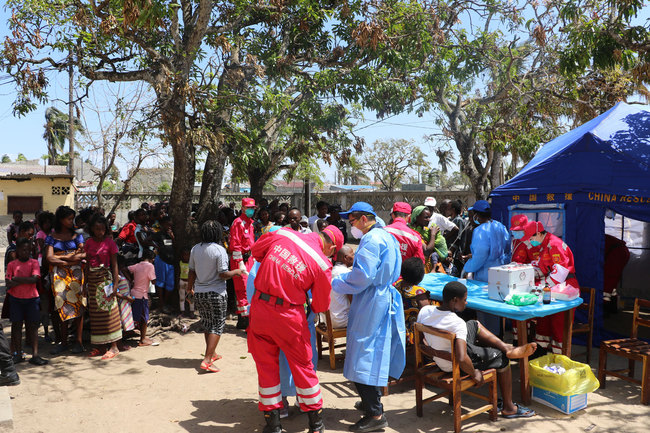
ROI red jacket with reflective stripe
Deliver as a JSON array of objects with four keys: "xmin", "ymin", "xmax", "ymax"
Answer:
[
  {"xmin": 384, "ymin": 218, "xmax": 425, "ymax": 262},
  {"xmin": 251, "ymin": 228, "xmax": 332, "ymax": 313},
  {"xmin": 229, "ymin": 215, "xmax": 255, "ymax": 261}
]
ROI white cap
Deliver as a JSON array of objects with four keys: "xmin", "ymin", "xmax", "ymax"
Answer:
[{"xmin": 424, "ymin": 197, "xmax": 437, "ymax": 207}]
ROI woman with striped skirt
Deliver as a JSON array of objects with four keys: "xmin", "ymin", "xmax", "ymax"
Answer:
[{"xmin": 85, "ymin": 215, "xmax": 122, "ymax": 360}]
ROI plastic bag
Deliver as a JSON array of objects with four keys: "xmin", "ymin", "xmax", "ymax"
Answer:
[
  {"xmin": 505, "ymin": 293, "xmax": 539, "ymax": 306},
  {"xmin": 529, "ymin": 354, "xmax": 599, "ymax": 396},
  {"xmin": 551, "ymin": 283, "xmax": 580, "ymax": 301}
]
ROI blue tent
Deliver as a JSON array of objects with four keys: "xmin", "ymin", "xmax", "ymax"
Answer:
[{"xmin": 490, "ymin": 102, "xmax": 650, "ymax": 343}]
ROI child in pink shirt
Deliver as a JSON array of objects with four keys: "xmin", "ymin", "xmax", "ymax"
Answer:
[
  {"xmin": 5, "ymin": 238, "xmax": 48, "ymax": 366},
  {"xmin": 127, "ymin": 249, "xmax": 157, "ymax": 346}
]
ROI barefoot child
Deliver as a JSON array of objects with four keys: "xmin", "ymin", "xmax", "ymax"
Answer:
[
  {"xmin": 5, "ymin": 238, "xmax": 48, "ymax": 366},
  {"xmin": 128, "ymin": 249, "xmax": 157, "ymax": 346},
  {"xmin": 417, "ymin": 281, "xmax": 536, "ymax": 418},
  {"xmin": 178, "ymin": 248, "xmax": 195, "ymax": 317}
]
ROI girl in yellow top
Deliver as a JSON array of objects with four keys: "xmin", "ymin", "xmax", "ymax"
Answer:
[{"xmin": 178, "ymin": 248, "xmax": 195, "ymax": 317}]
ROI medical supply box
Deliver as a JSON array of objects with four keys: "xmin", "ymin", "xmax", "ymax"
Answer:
[{"xmin": 487, "ymin": 263, "xmax": 535, "ymax": 301}]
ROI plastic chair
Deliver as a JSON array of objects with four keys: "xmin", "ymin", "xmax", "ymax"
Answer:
[
  {"xmin": 572, "ymin": 287, "xmax": 595, "ymax": 364},
  {"xmin": 315, "ymin": 310, "xmax": 346, "ymax": 370},
  {"xmin": 414, "ymin": 322, "xmax": 498, "ymax": 433},
  {"xmin": 598, "ymin": 298, "xmax": 650, "ymax": 405}
]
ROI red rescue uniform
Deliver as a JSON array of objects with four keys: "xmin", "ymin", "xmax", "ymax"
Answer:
[
  {"xmin": 248, "ymin": 228, "xmax": 332, "ymax": 412},
  {"xmin": 229, "ymin": 214, "xmax": 255, "ymax": 316},
  {"xmin": 384, "ymin": 217, "xmax": 426, "ymax": 263},
  {"xmin": 530, "ymin": 232, "xmax": 579, "ymax": 353}
]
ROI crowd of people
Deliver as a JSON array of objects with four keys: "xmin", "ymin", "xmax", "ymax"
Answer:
[{"xmin": 2, "ymin": 194, "xmax": 582, "ymax": 432}]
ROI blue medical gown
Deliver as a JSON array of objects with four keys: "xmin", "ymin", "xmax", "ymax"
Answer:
[
  {"xmin": 332, "ymin": 227, "xmax": 406, "ymax": 386},
  {"xmin": 246, "ymin": 261, "xmax": 318, "ymax": 397},
  {"xmin": 463, "ymin": 220, "xmax": 511, "ymax": 282}
]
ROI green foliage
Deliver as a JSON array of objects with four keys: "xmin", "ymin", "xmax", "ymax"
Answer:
[
  {"xmin": 158, "ymin": 181, "xmax": 171, "ymax": 193},
  {"xmin": 16, "ymin": 153, "xmax": 27, "ymax": 161},
  {"xmin": 1, "ymin": 155, "xmax": 10, "ymax": 163},
  {"xmin": 558, "ymin": 0, "xmax": 650, "ymax": 84}
]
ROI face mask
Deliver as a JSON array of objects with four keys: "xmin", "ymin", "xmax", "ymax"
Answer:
[
  {"xmin": 245, "ymin": 209, "xmax": 255, "ymax": 218},
  {"xmin": 351, "ymin": 226, "xmax": 364, "ymax": 239},
  {"xmin": 512, "ymin": 231, "xmax": 524, "ymax": 239},
  {"xmin": 473, "ymin": 217, "xmax": 480, "ymax": 225},
  {"xmin": 530, "ymin": 239, "xmax": 541, "ymax": 247}
]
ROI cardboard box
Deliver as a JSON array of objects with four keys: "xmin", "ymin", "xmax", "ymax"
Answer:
[
  {"xmin": 487, "ymin": 264, "xmax": 535, "ymax": 301},
  {"xmin": 531, "ymin": 386, "xmax": 588, "ymax": 414}
]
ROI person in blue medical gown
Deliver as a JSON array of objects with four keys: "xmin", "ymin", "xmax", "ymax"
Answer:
[
  {"xmin": 332, "ymin": 202, "xmax": 405, "ymax": 433},
  {"xmin": 462, "ymin": 200, "xmax": 510, "ymax": 334}
]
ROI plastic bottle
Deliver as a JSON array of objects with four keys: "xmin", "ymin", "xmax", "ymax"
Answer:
[{"xmin": 542, "ymin": 284, "xmax": 551, "ymax": 304}]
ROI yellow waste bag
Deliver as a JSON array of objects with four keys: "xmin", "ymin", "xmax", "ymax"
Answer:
[{"xmin": 529, "ymin": 354, "xmax": 600, "ymax": 396}]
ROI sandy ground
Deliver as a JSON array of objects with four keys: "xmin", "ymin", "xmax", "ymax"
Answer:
[{"xmin": 2, "ymin": 308, "xmax": 649, "ymax": 433}]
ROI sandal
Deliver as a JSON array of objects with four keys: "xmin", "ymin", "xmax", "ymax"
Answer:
[
  {"xmin": 101, "ymin": 350, "xmax": 118, "ymax": 360},
  {"xmin": 200, "ymin": 361, "xmax": 220, "ymax": 373},
  {"xmin": 88, "ymin": 348, "xmax": 105, "ymax": 357},
  {"xmin": 502, "ymin": 403, "xmax": 535, "ymax": 419},
  {"xmin": 211, "ymin": 354, "xmax": 223, "ymax": 362}
]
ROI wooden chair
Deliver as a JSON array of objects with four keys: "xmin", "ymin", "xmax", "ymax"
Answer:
[
  {"xmin": 598, "ymin": 298, "xmax": 650, "ymax": 405},
  {"xmin": 414, "ymin": 322, "xmax": 497, "ymax": 433},
  {"xmin": 383, "ymin": 308, "xmax": 420, "ymax": 395},
  {"xmin": 572, "ymin": 287, "xmax": 595, "ymax": 364},
  {"xmin": 315, "ymin": 310, "xmax": 346, "ymax": 370}
]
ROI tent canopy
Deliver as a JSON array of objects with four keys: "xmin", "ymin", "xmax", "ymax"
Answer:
[{"xmin": 492, "ymin": 102, "xmax": 650, "ymax": 221}]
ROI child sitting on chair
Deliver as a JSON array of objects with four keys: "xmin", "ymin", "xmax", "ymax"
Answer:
[{"xmin": 417, "ymin": 281, "xmax": 537, "ymax": 419}]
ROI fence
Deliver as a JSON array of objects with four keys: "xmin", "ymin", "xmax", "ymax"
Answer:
[{"xmin": 76, "ymin": 190, "xmax": 476, "ymax": 223}]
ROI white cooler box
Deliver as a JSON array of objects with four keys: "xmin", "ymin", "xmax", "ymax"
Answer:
[{"xmin": 488, "ymin": 264, "xmax": 535, "ymax": 301}]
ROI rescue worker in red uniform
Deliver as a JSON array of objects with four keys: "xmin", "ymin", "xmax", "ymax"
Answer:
[
  {"xmin": 229, "ymin": 197, "xmax": 256, "ymax": 329},
  {"xmin": 520, "ymin": 221, "xmax": 579, "ymax": 354},
  {"xmin": 510, "ymin": 214, "xmax": 530, "ymax": 264},
  {"xmin": 384, "ymin": 202, "xmax": 426, "ymax": 263},
  {"xmin": 248, "ymin": 225, "xmax": 344, "ymax": 433}
]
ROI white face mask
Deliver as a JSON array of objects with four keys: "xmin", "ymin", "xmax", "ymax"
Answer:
[{"xmin": 351, "ymin": 226, "xmax": 364, "ymax": 239}]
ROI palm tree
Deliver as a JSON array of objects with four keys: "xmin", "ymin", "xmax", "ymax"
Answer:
[
  {"xmin": 43, "ymin": 107, "xmax": 84, "ymax": 164},
  {"xmin": 435, "ymin": 148, "xmax": 456, "ymax": 174}
]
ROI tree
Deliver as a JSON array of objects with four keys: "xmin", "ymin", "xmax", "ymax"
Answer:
[
  {"xmin": 16, "ymin": 153, "xmax": 26, "ymax": 161},
  {"xmin": 434, "ymin": 148, "xmax": 456, "ymax": 174},
  {"xmin": 43, "ymin": 107, "xmax": 84, "ymax": 165},
  {"xmin": 337, "ymin": 155, "xmax": 369, "ymax": 185},
  {"xmin": 363, "ymin": 139, "xmax": 422, "ymax": 191},
  {"xmin": 558, "ymin": 0, "xmax": 650, "ymax": 83},
  {"xmin": 410, "ymin": 147, "xmax": 431, "ymax": 184},
  {"xmin": 1, "ymin": 155, "xmax": 10, "ymax": 163},
  {"xmin": 158, "ymin": 182, "xmax": 171, "ymax": 193}
]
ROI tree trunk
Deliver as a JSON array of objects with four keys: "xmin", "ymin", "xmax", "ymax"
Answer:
[
  {"xmin": 196, "ymin": 147, "xmax": 227, "ymax": 224},
  {"xmin": 165, "ymin": 102, "xmax": 195, "ymax": 253},
  {"xmin": 248, "ymin": 168, "xmax": 268, "ymax": 203}
]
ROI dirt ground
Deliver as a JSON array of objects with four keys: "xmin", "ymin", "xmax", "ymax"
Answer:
[{"xmin": 3, "ymin": 309, "xmax": 649, "ymax": 433}]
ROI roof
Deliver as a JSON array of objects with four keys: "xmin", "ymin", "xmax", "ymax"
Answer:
[
  {"xmin": 491, "ymin": 102, "xmax": 650, "ymax": 198},
  {"xmin": 0, "ymin": 174, "xmax": 73, "ymax": 180},
  {"xmin": 0, "ymin": 162, "xmax": 70, "ymax": 177}
]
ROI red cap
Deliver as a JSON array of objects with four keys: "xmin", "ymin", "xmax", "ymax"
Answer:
[
  {"xmin": 510, "ymin": 214, "xmax": 529, "ymax": 231},
  {"xmin": 241, "ymin": 198, "xmax": 256, "ymax": 208},
  {"xmin": 322, "ymin": 225, "xmax": 344, "ymax": 255},
  {"xmin": 392, "ymin": 202, "xmax": 412, "ymax": 214},
  {"xmin": 521, "ymin": 221, "xmax": 544, "ymax": 242}
]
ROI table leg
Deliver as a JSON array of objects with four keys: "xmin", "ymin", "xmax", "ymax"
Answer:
[
  {"xmin": 563, "ymin": 308, "xmax": 574, "ymax": 357},
  {"xmin": 517, "ymin": 320, "xmax": 531, "ymax": 405}
]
